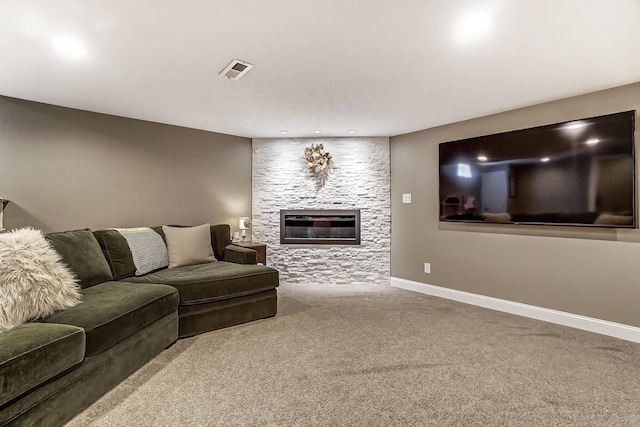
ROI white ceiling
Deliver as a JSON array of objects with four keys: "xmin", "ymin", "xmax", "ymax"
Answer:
[{"xmin": 1, "ymin": 1, "xmax": 639, "ymax": 139}]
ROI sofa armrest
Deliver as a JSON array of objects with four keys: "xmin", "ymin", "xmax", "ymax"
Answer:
[{"xmin": 224, "ymin": 244, "xmax": 257, "ymax": 265}]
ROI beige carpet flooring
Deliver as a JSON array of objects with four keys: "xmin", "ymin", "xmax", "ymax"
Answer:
[{"xmin": 65, "ymin": 282, "xmax": 640, "ymax": 426}]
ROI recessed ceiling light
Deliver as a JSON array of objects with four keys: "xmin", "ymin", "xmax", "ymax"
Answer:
[
  {"xmin": 51, "ymin": 36, "xmax": 87, "ymax": 57},
  {"xmin": 565, "ymin": 122, "xmax": 585, "ymax": 130},
  {"xmin": 541, "ymin": 157, "xmax": 550, "ymax": 162},
  {"xmin": 457, "ymin": 13, "xmax": 492, "ymax": 37},
  {"xmin": 586, "ymin": 138, "xmax": 600, "ymax": 145},
  {"xmin": 348, "ymin": 130, "xmax": 356, "ymax": 134},
  {"xmin": 314, "ymin": 130, "xmax": 321, "ymax": 134},
  {"xmin": 477, "ymin": 155, "xmax": 488, "ymax": 161},
  {"xmin": 280, "ymin": 130, "xmax": 288, "ymax": 134}
]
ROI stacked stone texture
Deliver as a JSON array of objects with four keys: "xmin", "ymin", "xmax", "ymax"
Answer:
[{"xmin": 252, "ymin": 138, "xmax": 390, "ymax": 285}]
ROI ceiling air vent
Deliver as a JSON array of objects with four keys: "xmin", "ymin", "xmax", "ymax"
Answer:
[{"xmin": 219, "ymin": 59, "xmax": 254, "ymax": 80}]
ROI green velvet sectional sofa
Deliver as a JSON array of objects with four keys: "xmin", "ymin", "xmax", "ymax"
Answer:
[{"xmin": 0, "ymin": 224, "xmax": 279, "ymax": 427}]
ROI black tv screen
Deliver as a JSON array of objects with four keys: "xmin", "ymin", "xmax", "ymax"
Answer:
[{"xmin": 439, "ymin": 110, "xmax": 636, "ymax": 228}]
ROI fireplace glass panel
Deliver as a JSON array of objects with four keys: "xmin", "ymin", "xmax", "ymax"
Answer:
[{"xmin": 280, "ymin": 209, "xmax": 360, "ymax": 245}]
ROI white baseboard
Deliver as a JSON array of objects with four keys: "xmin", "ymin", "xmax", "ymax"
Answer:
[{"xmin": 390, "ymin": 277, "xmax": 640, "ymax": 344}]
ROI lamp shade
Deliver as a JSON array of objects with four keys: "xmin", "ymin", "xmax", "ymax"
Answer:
[{"xmin": 239, "ymin": 217, "xmax": 251, "ymax": 230}]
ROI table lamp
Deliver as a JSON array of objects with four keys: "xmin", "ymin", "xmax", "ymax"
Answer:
[{"xmin": 239, "ymin": 217, "xmax": 251, "ymax": 241}]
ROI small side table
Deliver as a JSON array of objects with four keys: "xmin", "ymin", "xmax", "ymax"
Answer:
[{"xmin": 232, "ymin": 241, "xmax": 267, "ymax": 265}]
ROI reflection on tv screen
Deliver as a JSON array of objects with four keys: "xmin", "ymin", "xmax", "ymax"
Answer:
[{"xmin": 438, "ymin": 110, "xmax": 636, "ymax": 228}]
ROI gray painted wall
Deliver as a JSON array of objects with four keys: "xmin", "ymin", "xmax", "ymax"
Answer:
[
  {"xmin": 0, "ymin": 96, "xmax": 252, "ymax": 233},
  {"xmin": 390, "ymin": 82, "xmax": 640, "ymax": 327}
]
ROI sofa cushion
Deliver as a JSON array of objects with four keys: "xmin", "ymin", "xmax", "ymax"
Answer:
[
  {"xmin": 0, "ymin": 323, "xmax": 85, "ymax": 406},
  {"xmin": 93, "ymin": 229, "xmax": 137, "ymax": 280},
  {"xmin": 43, "ymin": 281, "xmax": 179, "ymax": 357},
  {"xmin": 0, "ymin": 227, "xmax": 82, "ymax": 332},
  {"xmin": 45, "ymin": 229, "xmax": 113, "ymax": 289},
  {"xmin": 95, "ymin": 225, "xmax": 232, "ymax": 278},
  {"xmin": 209, "ymin": 224, "xmax": 232, "ymax": 260},
  {"xmin": 112, "ymin": 227, "xmax": 169, "ymax": 275},
  {"xmin": 162, "ymin": 224, "xmax": 216, "ymax": 268},
  {"xmin": 124, "ymin": 261, "xmax": 279, "ymax": 304}
]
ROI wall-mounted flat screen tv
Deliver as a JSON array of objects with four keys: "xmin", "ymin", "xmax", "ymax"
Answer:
[{"xmin": 439, "ymin": 110, "xmax": 636, "ymax": 228}]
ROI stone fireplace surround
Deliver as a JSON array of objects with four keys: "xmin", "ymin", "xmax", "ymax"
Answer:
[{"xmin": 252, "ymin": 138, "xmax": 390, "ymax": 285}]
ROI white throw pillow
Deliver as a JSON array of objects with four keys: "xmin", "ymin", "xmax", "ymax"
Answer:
[
  {"xmin": 112, "ymin": 227, "xmax": 169, "ymax": 276},
  {"xmin": 162, "ymin": 223, "xmax": 217, "ymax": 268},
  {"xmin": 0, "ymin": 227, "xmax": 82, "ymax": 332}
]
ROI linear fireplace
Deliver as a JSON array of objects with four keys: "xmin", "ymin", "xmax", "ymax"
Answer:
[{"xmin": 280, "ymin": 209, "xmax": 361, "ymax": 245}]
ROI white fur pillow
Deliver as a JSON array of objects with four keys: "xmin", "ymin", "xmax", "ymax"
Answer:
[{"xmin": 0, "ymin": 227, "xmax": 82, "ymax": 332}]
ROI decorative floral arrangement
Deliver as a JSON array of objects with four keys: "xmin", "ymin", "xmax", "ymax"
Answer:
[{"xmin": 304, "ymin": 143, "xmax": 332, "ymax": 174}]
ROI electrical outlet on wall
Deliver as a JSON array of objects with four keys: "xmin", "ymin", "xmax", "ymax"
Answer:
[
  {"xmin": 402, "ymin": 193, "xmax": 412, "ymax": 203},
  {"xmin": 424, "ymin": 263, "xmax": 431, "ymax": 274}
]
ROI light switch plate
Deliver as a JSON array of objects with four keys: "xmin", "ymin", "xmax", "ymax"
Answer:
[
  {"xmin": 402, "ymin": 193, "xmax": 412, "ymax": 203},
  {"xmin": 424, "ymin": 263, "xmax": 431, "ymax": 274}
]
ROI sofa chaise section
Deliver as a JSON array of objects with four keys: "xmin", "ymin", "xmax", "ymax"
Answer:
[
  {"xmin": 126, "ymin": 261, "xmax": 279, "ymax": 337},
  {"xmin": 94, "ymin": 224, "xmax": 279, "ymax": 338}
]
